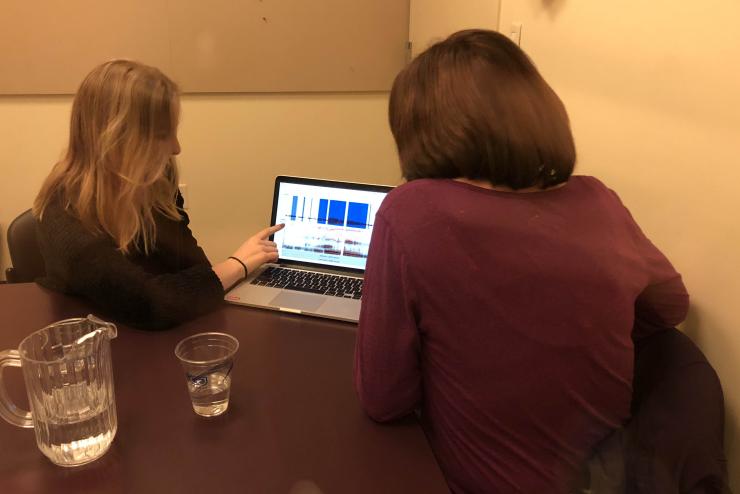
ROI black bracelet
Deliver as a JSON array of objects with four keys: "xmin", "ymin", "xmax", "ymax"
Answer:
[{"xmin": 228, "ymin": 256, "xmax": 248, "ymax": 279}]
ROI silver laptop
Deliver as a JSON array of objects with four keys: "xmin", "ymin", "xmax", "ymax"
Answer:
[{"xmin": 225, "ymin": 175, "xmax": 392, "ymax": 323}]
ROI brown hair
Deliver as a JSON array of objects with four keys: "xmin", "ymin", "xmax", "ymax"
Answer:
[
  {"xmin": 34, "ymin": 60, "xmax": 181, "ymax": 254},
  {"xmin": 389, "ymin": 29, "xmax": 576, "ymax": 189}
]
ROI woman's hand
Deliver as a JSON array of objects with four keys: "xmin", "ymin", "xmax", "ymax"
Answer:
[
  {"xmin": 231, "ymin": 224, "xmax": 285, "ymax": 275},
  {"xmin": 213, "ymin": 224, "xmax": 284, "ymax": 291}
]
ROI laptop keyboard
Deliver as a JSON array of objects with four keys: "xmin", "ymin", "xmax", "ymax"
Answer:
[{"xmin": 250, "ymin": 267, "xmax": 363, "ymax": 299}]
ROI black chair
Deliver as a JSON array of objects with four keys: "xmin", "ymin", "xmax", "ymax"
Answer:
[
  {"xmin": 624, "ymin": 328, "xmax": 730, "ymax": 493},
  {"xmin": 585, "ymin": 328, "xmax": 731, "ymax": 494},
  {"xmin": 5, "ymin": 209, "xmax": 45, "ymax": 283}
]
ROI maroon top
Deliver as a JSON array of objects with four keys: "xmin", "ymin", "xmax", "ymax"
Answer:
[{"xmin": 354, "ymin": 177, "xmax": 689, "ymax": 493}]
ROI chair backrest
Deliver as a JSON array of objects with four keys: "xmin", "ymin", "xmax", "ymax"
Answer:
[
  {"xmin": 626, "ymin": 329, "xmax": 729, "ymax": 493},
  {"xmin": 585, "ymin": 329, "xmax": 730, "ymax": 494},
  {"xmin": 5, "ymin": 209, "xmax": 45, "ymax": 283}
]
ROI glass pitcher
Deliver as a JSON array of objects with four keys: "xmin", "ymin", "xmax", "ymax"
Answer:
[{"xmin": 0, "ymin": 315, "xmax": 118, "ymax": 467}]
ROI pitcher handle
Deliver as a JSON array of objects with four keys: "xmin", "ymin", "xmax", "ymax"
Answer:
[
  {"xmin": 0, "ymin": 349, "xmax": 33, "ymax": 428},
  {"xmin": 87, "ymin": 314, "xmax": 118, "ymax": 339}
]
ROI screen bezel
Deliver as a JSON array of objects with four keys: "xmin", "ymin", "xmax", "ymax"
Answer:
[{"xmin": 269, "ymin": 175, "xmax": 393, "ymax": 274}]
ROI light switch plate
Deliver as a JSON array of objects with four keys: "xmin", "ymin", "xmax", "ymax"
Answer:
[{"xmin": 509, "ymin": 22, "xmax": 523, "ymax": 46}]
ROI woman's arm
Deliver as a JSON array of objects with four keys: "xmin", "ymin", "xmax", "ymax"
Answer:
[
  {"xmin": 39, "ymin": 207, "xmax": 223, "ymax": 330},
  {"xmin": 634, "ymin": 256, "xmax": 689, "ymax": 340},
  {"xmin": 630, "ymin": 223, "xmax": 689, "ymax": 340},
  {"xmin": 213, "ymin": 225, "xmax": 283, "ymax": 291},
  {"xmin": 354, "ymin": 214, "xmax": 422, "ymax": 422},
  {"xmin": 159, "ymin": 190, "xmax": 212, "ymax": 269},
  {"xmin": 38, "ymin": 203, "xmax": 279, "ymax": 330},
  {"xmin": 162, "ymin": 191, "xmax": 282, "ymax": 290},
  {"xmin": 603, "ymin": 184, "xmax": 690, "ymax": 339}
]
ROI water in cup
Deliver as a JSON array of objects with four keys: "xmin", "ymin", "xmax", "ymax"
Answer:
[
  {"xmin": 187, "ymin": 370, "xmax": 231, "ymax": 416},
  {"xmin": 175, "ymin": 332, "xmax": 239, "ymax": 418}
]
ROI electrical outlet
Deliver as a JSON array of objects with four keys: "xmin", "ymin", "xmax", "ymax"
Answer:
[{"xmin": 179, "ymin": 183, "xmax": 189, "ymax": 210}]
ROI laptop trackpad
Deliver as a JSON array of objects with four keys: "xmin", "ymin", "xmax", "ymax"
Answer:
[{"xmin": 269, "ymin": 291, "xmax": 326, "ymax": 312}]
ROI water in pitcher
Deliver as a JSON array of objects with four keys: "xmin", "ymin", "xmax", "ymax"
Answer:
[
  {"xmin": 0, "ymin": 315, "xmax": 119, "ymax": 467},
  {"xmin": 188, "ymin": 371, "xmax": 231, "ymax": 417},
  {"xmin": 30, "ymin": 368, "xmax": 117, "ymax": 466}
]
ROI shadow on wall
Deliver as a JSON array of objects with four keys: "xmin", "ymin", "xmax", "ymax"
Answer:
[
  {"xmin": 540, "ymin": 0, "xmax": 568, "ymax": 19},
  {"xmin": 682, "ymin": 306, "xmax": 738, "ymax": 488}
]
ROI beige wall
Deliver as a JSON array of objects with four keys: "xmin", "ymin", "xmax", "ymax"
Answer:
[
  {"xmin": 176, "ymin": 94, "xmax": 400, "ymax": 262},
  {"xmin": 0, "ymin": 94, "xmax": 401, "ymax": 275},
  {"xmin": 1, "ymin": 0, "xmax": 504, "ymax": 272},
  {"xmin": 0, "ymin": 96, "xmax": 71, "ymax": 270},
  {"xmin": 410, "ymin": 0, "xmax": 501, "ymax": 56},
  {"xmin": 499, "ymin": 0, "xmax": 740, "ymax": 488},
  {"xmin": 2, "ymin": 1, "xmax": 739, "ymax": 487}
]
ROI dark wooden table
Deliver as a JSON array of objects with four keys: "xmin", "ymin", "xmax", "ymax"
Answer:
[{"xmin": 0, "ymin": 283, "xmax": 448, "ymax": 494}]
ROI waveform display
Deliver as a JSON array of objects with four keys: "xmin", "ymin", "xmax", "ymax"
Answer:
[
  {"xmin": 347, "ymin": 202, "xmax": 369, "ymax": 229},
  {"xmin": 278, "ymin": 189, "xmax": 383, "ymax": 269},
  {"xmin": 280, "ymin": 229, "xmax": 343, "ymax": 257},
  {"xmin": 328, "ymin": 200, "xmax": 346, "ymax": 226},
  {"xmin": 290, "ymin": 195, "xmax": 371, "ymax": 229},
  {"xmin": 342, "ymin": 238, "xmax": 370, "ymax": 259}
]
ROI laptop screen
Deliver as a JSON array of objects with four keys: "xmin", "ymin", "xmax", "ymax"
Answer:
[{"xmin": 270, "ymin": 177, "xmax": 391, "ymax": 272}]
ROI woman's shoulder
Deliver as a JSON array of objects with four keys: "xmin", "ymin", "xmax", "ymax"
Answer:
[
  {"xmin": 37, "ymin": 194, "xmax": 73, "ymax": 227},
  {"xmin": 36, "ymin": 195, "xmax": 110, "ymax": 253},
  {"xmin": 377, "ymin": 179, "xmax": 447, "ymax": 219},
  {"xmin": 569, "ymin": 174, "xmax": 610, "ymax": 191},
  {"xmin": 383, "ymin": 176, "xmax": 619, "ymax": 200},
  {"xmin": 382, "ymin": 178, "xmax": 458, "ymax": 205},
  {"xmin": 568, "ymin": 175, "xmax": 626, "ymax": 205},
  {"xmin": 386, "ymin": 177, "xmax": 441, "ymax": 195}
]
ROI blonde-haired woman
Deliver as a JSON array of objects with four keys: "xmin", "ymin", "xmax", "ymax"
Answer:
[{"xmin": 34, "ymin": 60, "xmax": 282, "ymax": 330}]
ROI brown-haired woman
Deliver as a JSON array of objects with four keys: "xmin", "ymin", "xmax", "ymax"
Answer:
[
  {"xmin": 354, "ymin": 30, "xmax": 688, "ymax": 493},
  {"xmin": 34, "ymin": 60, "xmax": 283, "ymax": 330}
]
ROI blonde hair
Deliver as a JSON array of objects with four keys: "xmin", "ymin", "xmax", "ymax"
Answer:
[{"xmin": 34, "ymin": 60, "xmax": 181, "ymax": 254}]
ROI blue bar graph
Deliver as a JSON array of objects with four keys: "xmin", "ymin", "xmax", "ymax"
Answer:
[
  {"xmin": 290, "ymin": 196, "xmax": 298, "ymax": 220},
  {"xmin": 288, "ymin": 195, "xmax": 370, "ymax": 228},
  {"xmin": 328, "ymin": 200, "xmax": 347, "ymax": 226},
  {"xmin": 347, "ymin": 202, "xmax": 369, "ymax": 229},
  {"xmin": 318, "ymin": 199, "xmax": 329, "ymax": 224}
]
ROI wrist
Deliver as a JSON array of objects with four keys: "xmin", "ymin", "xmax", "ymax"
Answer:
[{"xmin": 227, "ymin": 256, "xmax": 248, "ymax": 279}]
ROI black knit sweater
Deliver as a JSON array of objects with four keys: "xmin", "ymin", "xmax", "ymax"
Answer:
[{"xmin": 36, "ymin": 193, "xmax": 224, "ymax": 330}]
